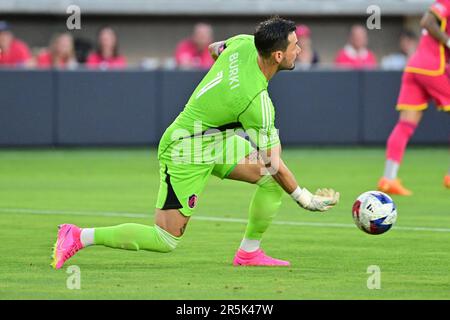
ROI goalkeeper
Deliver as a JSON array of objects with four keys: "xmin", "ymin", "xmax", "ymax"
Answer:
[{"xmin": 52, "ymin": 17, "xmax": 339, "ymax": 268}]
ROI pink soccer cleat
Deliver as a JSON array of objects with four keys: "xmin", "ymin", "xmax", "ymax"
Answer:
[
  {"xmin": 51, "ymin": 224, "xmax": 83, "ymax": 269},
  {"xmin": 233, "ymin": 248, "xmax": 290, "ymax": 267}
]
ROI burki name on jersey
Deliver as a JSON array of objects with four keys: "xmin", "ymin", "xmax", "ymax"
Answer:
[{"xmin": 229, "ymin": 52, "xmax": 240, "ymax": 90}]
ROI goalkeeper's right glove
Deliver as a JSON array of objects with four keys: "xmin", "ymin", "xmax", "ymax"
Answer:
[{"xmin": 290, "ymin": 187, "xmax": 340, "ymax": 212}]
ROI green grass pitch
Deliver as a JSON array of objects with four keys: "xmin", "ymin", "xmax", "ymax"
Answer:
[{"xmin": 0, "ymin": 147, "xmax": 449, "ymax": 300}]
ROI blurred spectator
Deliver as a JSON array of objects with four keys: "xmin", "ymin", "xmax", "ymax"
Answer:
[
  {"xmin": 36, "ymin": 33, "xmax": 78, "ymax": 69},
  {"xmin": 0, "ymin": 21, "xmax": 32, "ymax": 67},
  {"xmin": 175, "ymin": 23, "xmax": 214, "ymax": 69},
  {"xmin": 381, "ymin": 30, "xmax": 418, "ymax": 70},
  {"xmin": 294, "ymin": 24, "xmax": 320, "ymax": 70},
  {"xmin": 86, "ymin": 27, "xmax": 127, "ymax": 69},
  {"xmin": 334, "ymin": 24, "xmax": 377, "ymax": 69}
]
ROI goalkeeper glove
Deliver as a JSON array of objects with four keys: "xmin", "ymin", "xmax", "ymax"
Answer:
[{"xmin": 290, "ymin": 187, "xmax": 340, "ymax": 212}]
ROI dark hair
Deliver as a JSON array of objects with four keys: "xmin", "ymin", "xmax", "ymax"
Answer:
[{"xmin": 254, "ymin": 16, "xmax": 297, "ymax": 58}]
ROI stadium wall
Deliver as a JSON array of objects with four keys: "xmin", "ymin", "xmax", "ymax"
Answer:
[{"xmin": 0, "ymin": 70, "xmax": 448, "ymax": 147}]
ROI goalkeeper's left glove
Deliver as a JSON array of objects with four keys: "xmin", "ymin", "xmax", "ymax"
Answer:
[{"xmin": 290, "ymin": 187, "xmax": 340, "ymax": 212}]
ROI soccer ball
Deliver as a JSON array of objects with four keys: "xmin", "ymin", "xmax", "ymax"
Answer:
[{"xmin": 352, "ymin": 191, "xmax": 397, "ymax": 235}]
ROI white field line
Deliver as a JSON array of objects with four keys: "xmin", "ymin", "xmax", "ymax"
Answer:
[{"xmin": 0, "ymin": 207, "xmax": 449, "ymax": 233}]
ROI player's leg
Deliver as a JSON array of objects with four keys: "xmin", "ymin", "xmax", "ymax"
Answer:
[
  {"xmin": 227, "ymin": 150, "xmax": 284, "ymax": 243},
  {"xmin": 90, "ymin": 208, "xmax": 188, "ymax": 250},
  {"xmin": 379, "ymin": 110, "xmax": 422, "ymax": 195},
  {"xmin": 51, "ymin": 209, "xmax": 187, "ymax": 269},
  {"xmin": 212, "ymin": 135, "xmax": 288, "ymax": 266},
  {"xmin": 92, "ymin": 157, "xmax": 211, "ymax": 250},
  {"xmin": 384, "ymin": 109, "xmax": 423, "ymax": 179},
  {"xmin": 51, "ymin": 159, "xmax": 210, "ymax": 269},
  {"xmin": 378, "ymin": 72, "xmax": 427, "ymax": 195},
  {"xmin": 418, "ymin": 71, "xmax": 450, "ymax": 189}
]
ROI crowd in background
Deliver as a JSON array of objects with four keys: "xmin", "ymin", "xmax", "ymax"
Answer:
[
  {"xmin": 0, "ymin": 21, "xmax": 127, "ymax": 70},
  {"xmin": 0, "ymin": 20, "xmax": 418, "ymax": 71}
]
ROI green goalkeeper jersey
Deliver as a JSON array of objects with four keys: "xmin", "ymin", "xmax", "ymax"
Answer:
[{"xmin": 158, "ymin": 34, "xmax": 280, "ymax": 161}]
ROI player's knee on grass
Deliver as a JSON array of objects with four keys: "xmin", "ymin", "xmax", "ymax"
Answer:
[{"xmin": 154, "ymin": 225, "xmax": 181, "ymax": 253}]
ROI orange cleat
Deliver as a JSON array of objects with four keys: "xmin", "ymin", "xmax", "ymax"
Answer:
[
  {"xmin": 378, "ymin": 177, "xmax": 412, "ymax": 196},
  {"xmin": 444, "ymin": 175, "xmax": 450, "ymax": 189}
]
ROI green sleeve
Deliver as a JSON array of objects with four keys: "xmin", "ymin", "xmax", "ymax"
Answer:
[
  {"xmin": 238, "ymin": 91, "xmax": 280, "ymax": 150},
  {"xmin": 225, "ymin": 34, "xmax": 254, "ymax": 48}
]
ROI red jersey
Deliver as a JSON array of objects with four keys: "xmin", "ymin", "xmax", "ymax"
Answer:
[
  {"xmin": 36, "ymin": 51, "xmax": 52, "ymax": 67},
  {"xmin": 36, "ymin": 50, "xmax": 76, "ymax": 69},
  {"xmin": 175, "ymin": 38, "xmax": 214, "ymax": 69},
  {"xmin": 0, "ymin": 39, "xmax": 31, "ymax": 66},
  {"xmin": 334, "ymin": 45, "xmax": 377, "ymax": 69},
  {"xmin": 86, "ymin": 53, "xmax": 127, "ymax": 69},
  {"xmin": 406, "ymin": 0, "xmax": 450, "ymax": 76}
]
